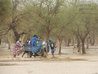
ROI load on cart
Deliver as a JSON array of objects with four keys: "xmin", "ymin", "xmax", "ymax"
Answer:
[{"xmin": 22, "ymin": 40, "xmax": 49, "ymax": 58}]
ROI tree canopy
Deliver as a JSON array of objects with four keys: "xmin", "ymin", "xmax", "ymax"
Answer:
[{"xmin": 0, "ymin": 0, "xmax": 98, "ymax": 54}]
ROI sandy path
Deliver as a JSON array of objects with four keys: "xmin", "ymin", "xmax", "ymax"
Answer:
[
  {"xmin": 0, "ymin": 54, "xmax": 98, "ymax": 74},
  {"xmin": 0, "ymin": 46, "xmax": 98, "ymax": 74},
  {"xmin": 0, "ymin": 60, "xmax": 98, "ymax": 74}
]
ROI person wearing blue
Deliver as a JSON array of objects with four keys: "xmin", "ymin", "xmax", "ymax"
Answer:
[
  {"xmin": 30, "ymin": 35, "xmax": 40, "ymax": 46},
  {"xmin": 30, "ymin": 35, "xmax": 40, "ymax": 57}
]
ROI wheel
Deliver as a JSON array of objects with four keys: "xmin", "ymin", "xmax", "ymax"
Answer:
[
  {"xmin": 30, "ymin": 53, "xmax": 33, "ymax": 58},
  {"xmin": 27, "ymin": 52, "xmax": 32, "ymax": 58}
]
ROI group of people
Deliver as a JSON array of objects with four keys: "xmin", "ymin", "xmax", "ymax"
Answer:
[{"xmin": 13, "ymin": 35, "xmax": 56, "ymax": 57}]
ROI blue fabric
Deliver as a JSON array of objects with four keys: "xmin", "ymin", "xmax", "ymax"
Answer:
[
  {"xmin": 30, "ymin": 37, "xmax": 40, "ymax": 46},
  {"xmin": 31, "ymin": 46, "xmax": 41, "ymax": 53},
  {"xmin": 52, "ymin": 49, "xmax": 56, "ymax": 53},
  {"xmin": 46, "ymin": 46, "xmax": 49, "ymax": 52},
  {"xmin": 24, "ymin": 46, "xmax": 32, "ymax": 51},
  {"xmin": 24, "ymin": 40, "xmax": 50, "ymax": 54},
  {"xmin": 38, "ymin": 41, "xmax": 42, "ymax": 46}
]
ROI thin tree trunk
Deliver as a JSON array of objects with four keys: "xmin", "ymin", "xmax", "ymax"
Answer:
[
  {"xmin": 46, "ymin": 25, "xmax": 50, "ymax": 40},
  {"xmin": 12, "ymin": 29, "xmax": 20, "ymax": 42},
  {"xmin": 7, "ymin": 34, "xmax": 11, "ymax": 50},
  {"xmin": 0, "ymin": 38, "xmax": 1, "ymax": 45},
  {"xmin": 86, "ymin": 38, "xmax": 89, "ymax": 49},
  {"xmin": 8, "ymin": 41, "xmax": 11, "ymax": 49},
  {"xmin": 59, "ymin": 40, "xmax": 62, "ymax": 54},
  {"xmin": 77, "ymin": 39, "xmax": 81, "ymax": 52},
  {"xmin": 78, "ymin": 43, "xmax": 81, "ymax": 52},
  {"xmin": 67, "ymin": 39, "xmax": 71, "ymax": 46},
  {"xmin": 46, "ymin": 31, "xmax": 50, "ymax": 40},
  {"xmin": 77, "ymin": 38, "xmax": 80, "ymax": 48},
  {"xmin": 90, "ymin": 32, "xmax": 95, "ymax": 46},
  {"xmin": 82, "ymin": 39, "xmax": 86, "ymax": 54},
  {"xmin": 92, "ymin": 37, "xmax": 95, "ymax": 46},
  {"xmin": 73, "ymin": 36, "xmax": 76, "ymax": 48}
]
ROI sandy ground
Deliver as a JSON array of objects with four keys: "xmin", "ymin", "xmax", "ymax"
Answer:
[{"xmin": 0, "ymin": 46, "xmax": 98, "ymax": 74}]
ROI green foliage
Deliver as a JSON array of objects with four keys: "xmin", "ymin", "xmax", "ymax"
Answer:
[
  {"xmin": 0, "ymin": 0, "xmax": 98, "ymax": 45},
  {"xmin": 0, "ymin": 0, "xmax": 11, "ymax": 23},
  {"xmin": 72, "ymin": 2, "xmax": 98, "ymax": 38},
  {"xmin": 0, "ymin": 0, "xmax": 11, "ymax": 15}
]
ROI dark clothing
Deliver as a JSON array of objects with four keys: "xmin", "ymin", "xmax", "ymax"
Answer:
[
  {"xmin": 22, "ymin": 42, "xmax": 30, "ymax": 57},
  {"xmin": 51, "ymin": 49, "xmax": 56, "ymax": 53},
  {"xmin": 50, "ymin": 41, "xmax": 55, "ymax": 49},
  {"xmin": 50, "ymin": 41, "xmax": 56, "ymax": 53}
]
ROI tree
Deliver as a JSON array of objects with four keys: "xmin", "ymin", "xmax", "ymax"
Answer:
[
  {"xmin": 72, "ymin": 3, "xmax": 98, "ymax": 54},
  {"xmin": 50, "ymin": 4, "xmax": 76, "ymax": 54},
  {"xmin": 0, "ymin": 0, "xmax": 41, "ymax": 42},
  {"xmin": 0, "ymin": 0, "xmax": 11, "ymax": 24},
  {"xmin": 28, "ymin": 0, "xmax": 63, "ymax": 40},
  {"xmin": 0, "ymin": 0, "xmax": 12, "ymax": 45}
]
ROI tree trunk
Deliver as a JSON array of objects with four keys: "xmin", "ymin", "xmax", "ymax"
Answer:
[
  {"xmin": 0, "ymin": 38, "xmax": 1, "ymax": 45},
  {"xmin": 46, "ymin": 31, "xmax": 50, "ymax": 40},
  {"xmin": 90, "ymin": 32, "xmax": 95, "ymax": 46},
  {"xmin": 59, "ymin": 40, "xmax": 62, "ymax": 54},
  {"xmin": 8, "ymin": 41, "xmax": 11, "ymax": 49},
  {"xmin": 73, "ymin": 36, "xmax": 76, "ymax": 48},
  {"xmin": 80, "ymin": 31, "xmax": 89, "ymax": 54},
  {"xmin": 7, "ymin": 35, "xmax": 11, "ymax": 50},
  {"xmin": 77, "ymin": 38, "xmax": 80, "ymax": 48},
  {"xmin": 78, "ymin": 43, "xmax": 81, "ymax": 52},
  {"xmin": 67, "ymin": 39, "xmax": 71, "ymax": 46},
  {"xmin": 90, "ymin": 38, "xmax": 95, "ymax": 46},
  {"xmin": 81, "ymin": 39, "xmax": 86, "ymax": 54},
  {"xmin": 86, "ymin": 38, "xmax": 89, "ymax": 49},
  {"xmin": 46, "ymin": 25, "xmax": 50, "ymax": 40},
  {"xmin": 77, "ymin": 39, "xmax": 81, "ymax": 52},
  {"xmin": 92, "ymin": 38, "xmax": 95, "ymax": 45},
  {"xmin": 12, "ymin": 29, "xmax": 20, "ymax": 42},
  {"xmin": 12, "ymin": 0, "xmax": 20, "ymax": 42}
]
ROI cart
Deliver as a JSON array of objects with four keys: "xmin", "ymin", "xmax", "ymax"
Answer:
[{"xmin": 23, "ymin": 40, "xmax": 49, "ymax": 57}]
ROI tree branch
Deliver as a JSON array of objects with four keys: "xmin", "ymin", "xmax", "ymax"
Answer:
[{"xmin": 0, "ymin": 27, "xmax": 11, "ymax": 36}]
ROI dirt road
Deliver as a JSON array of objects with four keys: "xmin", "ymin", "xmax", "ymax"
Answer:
[{"xmin": 0, "ymin": 46, "xmax": 98, "ymax": 74}]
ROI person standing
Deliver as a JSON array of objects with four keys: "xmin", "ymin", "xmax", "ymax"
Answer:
[
  {"xmin": 13, "ymin": 40, "xmax": 23, "ymax": 57},
  {"xmin": 22, "ymin": 39, "xmax": 31, "ymax": 57},
  {"xmin": 49, "ymin": 38, "xmax": 56, "ymax": 57},
  {"xmin": 30, "ymin": 35, "xmax": 40, "ymax": 57}
]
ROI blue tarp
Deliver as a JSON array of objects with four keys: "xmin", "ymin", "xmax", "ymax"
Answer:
[
  {"xmin": 31, "ymin": 46, "xmax": 41, "ymax": 53},
  {"xmin": 24, "ymin": 40, "xmax": 49, "ymax": 53}
]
